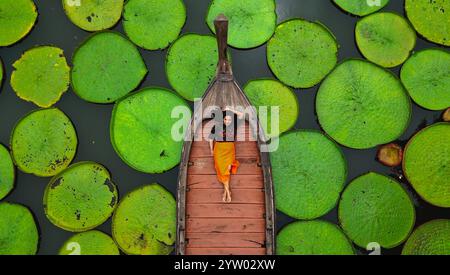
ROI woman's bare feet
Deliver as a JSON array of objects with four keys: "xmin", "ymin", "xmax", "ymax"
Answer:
[
  {"xmin": 222, "ymin": 190, "xmax": 227, "ymax": 202},
  {"xmin": 226, "ymin": 190, "xmax": 232, "ymax": 203}
]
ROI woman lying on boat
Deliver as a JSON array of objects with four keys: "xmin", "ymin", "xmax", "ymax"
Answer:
[{"xmin": 207, "ymin": 107, "xmax": 245, "ymax": 203}]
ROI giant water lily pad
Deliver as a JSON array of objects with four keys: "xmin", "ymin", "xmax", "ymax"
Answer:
[
  {"xmin": 11, "ymin": 46, "xmax": 70, "ymax": 108},
  {"xmin": 244, "ymin": 79, "xmax": 299, "ymax": 137},
  {"xmin": 72, "ymin": 31, "xmax": 147, "ymax": 103},
  {"xmin": 402, "ymin": 219, "xmax": 450, "ymax": 255},
  {"xmin": 44, "ymin": 162, "xmax": 118, "ymax": 232},
  {"xmin": 339, "ymin": 172, "xmax": 415, "ymax": 249},
  {"xmin": 206, "ymin": 0, "xmax": 277, "ymax": 49},
  {"xmin": 166, "ymin": 34, "xmax": 219, "ymax": 101},
  {"xmin": 405, "ymin": 0, "xmax": 450, "ymax": 46},
  {"xmin": 277, "ymin": 220, "xmax": 355, "ymax": 255},
  {"xmin": 0, "ymin": 202, "xmax": 39, "ymax": 255},
  {"xmin": 62, "ymin": 0, "xmax": 124, "ymax": 32},
  {"xmin": 123, "ymin": 0, "xmax": 186, "ymax": 50},
  {"xmin": 111, "ymin": 88, "xmax": 190, "ymax": 173},
  {"xmin": 316, "ymin": 59, "xmax": 411, "ymax": 149},
  {"xmin": 270, "ymin": 130, "xmax": 347, "ymax": 220},
  {"xmin": 403, "ymin": 123, "xmax": 450, "ymax": 207},
  {"xmin": 112, "ymin": 184, "xmax": 176, "ymax": 255},
  {"xmin": 334, "ymin": 0, "xmax": 389, "ymax": 16},
  {"xmin": 355, "ymin": 12, "xmax": 416, "ymax": 68},
  {"xmin": 59, "ymin": 230, "xmax": 120, "ymax": 255},
  {"xmin": 0, "ymin": 0, "xmax": 38, "ymax": 47},
  {"xmin": 401, "ymin": 49, "xmax": 450, "ymax": 111},
  {"xmin": 0, "ymin": 144, "xmax": 14, "ymax": 200},
  {"xmin": 267, "ymin": 19, "xmax": 338, "ymax": 88},
  {"xmin": 11, "ymin": 108, "xmax": 77, "ymax": 177}
]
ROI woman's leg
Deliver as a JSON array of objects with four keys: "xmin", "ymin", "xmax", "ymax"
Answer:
[{"xmin": 224, "ymin": 181, "xmax": 231, "ymax": 203}]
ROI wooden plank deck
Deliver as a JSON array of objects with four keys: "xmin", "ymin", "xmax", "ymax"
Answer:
[{"xmin": 185, "ymin": 122, "xmax": 267, "ymax": 255}]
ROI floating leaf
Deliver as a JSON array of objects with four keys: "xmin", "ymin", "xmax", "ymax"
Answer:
[
  {"xmin": 316, "ymin": 59, "xmax": 411, "ymax": 149},
  {"xmin": 72, "ymin": 31, "xmax": 147, "ymax": 103},
  {"xmin": 333, "ymin": 0, "xmax": 389, "ymax": 16},
  {"xmin": 0, "ymin": 0, "xmax": 37, "ymax": 46},
  {"xmin": 0, "ymin": 202, "xmax": 39, "ymax": 255},
  {"xmin": 270, "ymin": 130, "xmax": 347, "ymax": 219},
  {"xmin": 11, "ymin": 108, "xmax": 77, "ymax": 177},
  {"xmin": 44, "ymin": 162, "xmax": 118, "ymax": 232},
  {"xmin": 123, "ymin": 0, "xmax": 186, "ymax": 50},
  {"xmin": 62, "ymin": 0, "xmax": 124, "ymax": 31},
  {"xmin": 339, "ymin": 172, "xmax": 415, "ymax": 249},
  {"xmin": 112, "ymin": 184, "xmax": 176, "ymax": 255},
  {"xmin": 59, "ymin": 230, "xmax": 120, "ymax": 255},
  {"xmin": 0, "ymin": 144, "xmax": 14, "ymax": 200},
  {"xmin": 402, "ymin": 219, "xmax": 450, "ymax": 255},
  {"xmin": 206, "ymin": 0, "xmax": 277, "ymax": 49},
  {"xmin": 267, "ymin": 19, "xmax": 338, "ymax": 88},
  {"xmin": 11, "ymin": 46, "xmax": 70, "ymax": 108},
  {"xmin": 403, "ymin": 123, "xmax": 450, "ymax": 207}
]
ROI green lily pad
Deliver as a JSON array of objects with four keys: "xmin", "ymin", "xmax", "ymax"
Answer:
[
  {"xmin": 206, "ymin": 0, "xmax": 277, "ymax": 49},
  {"xmin": 0, "ymin": 202, "xmax": 39, "ymax": 255},
  {"xmin": 316, "ymin": 59, "xmax": 411, "ymax": 149},
  {"xmin": 355, "ymin": 12, "xmax": 416, "ymax": 68},
  {"xmin": 0, "ymin": 0, "xmax": 38, "ymax": 47},
  {"xmin": 11, "ymin": 46, "xmax": 70, "ymax": 108},
  {"xmin": 243, "ymin": 79, "xmax": 299, "ymax": 138},
  {"xmin": 166, "ymin": 34, "xmax": 219, "ymax": 101},
  {"xmin": 123, "ymin": 0, "xmax": 186, "ymax": 50},
  {"xmin": 59, "ymin": 230, "xmax": 120, "ymax": 255},
  {"xmin": 400, "ymin": 48, "xmax": 450, "ymax": 111},
  {"xmin": 339, "ymin": 172, "xmax": 415, "ymax": 249},
  {"xmin": 112, "ymin": 184, "xmax": 176, "ymax": 255},
  {"xmin": 11, "ymin": 108, "xmax": 77, "ymax": 177},
  {"xmin": 267, "ymin": 19, "xmax": 338, "ymax": 88},
  {"xmin": 277, "ymin": 220, "xmax": 355, "ymax": 255},
  {"xmin": 333, "ymin": 0, "xmax": 389, "ymax": 16},
  {"xmin": 405, "ymin": 0, "xmax": 450, "ymax": 46},
  {"xmin": 270, "ymin": 130, "xmax": 347, "ymax": 220},
  {"xmin": 44, "ymin": 162, "xmax": 118, "ymax": 232},
  {"xmin": 402, "ymin": 219, "xmax": 450, "ymax": 255},
  {"xmin": 72, "ymin": 31, "xmax": 147, "ymax": 104},
  {"xmin": 111, "ymin": 87, "xmax": 190, "ymax": 173},
  {"xmin": 403, "ymin": 123, "xmax": 450, "ymax": 207},
  {"xmin": 0, "ymin": 144, "xmax": 14, "ymax": 200},
  {"xmin": 62, "ymin": 0, "xmax": 124, "ymax": 32}
]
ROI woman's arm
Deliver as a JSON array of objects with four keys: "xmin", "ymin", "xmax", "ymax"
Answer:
[
  {"xmin": 224, "ymin": 106, "xmax": 244, "ymax": 119},
  {"xmin": 209, "ymin": 140, "xmax": 214, "ymax": 156}
]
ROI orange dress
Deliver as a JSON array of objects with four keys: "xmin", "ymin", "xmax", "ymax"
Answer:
[{"xmin": 210, "ymin": 124, "xmax": 240, "ymax": 184}]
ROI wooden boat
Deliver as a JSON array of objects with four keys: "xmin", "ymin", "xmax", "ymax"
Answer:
[{"xmin": 176, "ymin": 14, "xmax": 276, "ymax": 255}]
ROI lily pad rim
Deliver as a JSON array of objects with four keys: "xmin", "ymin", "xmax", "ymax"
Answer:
[
  {"xmin": 123, "ymin": 0, "xmax": 187, "ymax": 51},
  {"xmin": 332, "ymin": 0, "xmax": 390, "ymax": 17},
  {"xmin": 43, "ymin": 161, "xmax": 117, "ymax": 232},
  {"xmin": 266, "ymin": 18, "xmax": 340, "ymax": 89},
  {"xmin": 0, "ymin": 0, "xmax": 38, "ymax": 47},
  {"xmin": 242, "ymin": 77, "xmax": 300, "ymax": 134},
  {"xmin": 70, "ymin": 30, "xmax": 149, "ymax": 104},
  {"xmin": 9, "ymin": 107, "xmax": 78, "ymax": 177},
  {"xmin": 402, "ymin": 122, "xmax": 450, "ymax": 208},
  {"xmin": 61, "ymin": 0, "xmax": 125, "ymax": 32},
  {"xmin": 355, "ymin": 11, "xmax": 417, "ymax": 68},
  {"xmin": 315, "ymin": 58, "xmax": 413, "ymax": 149},
  {"xmin": 277, "ymin": 219, "xmax": 356, "ymax": 255},
  {"xmin": 0, "ymin": 58, "xmax": 5, "ymax": 90},
  {"xmin": 205, "ymin": 0, "xmax": 278, "ymax": 49},
  {"xmin": 11, "ymin": 45, "xmax": 71, "ymax": 108},
  {"xmin": 337, "ymin": 172, "xmax": 416, "ymax": 249},
  {"xmin": 165, "ymin": 32, "xmax": 219, "ymax": 101},
  {"xmin": 0, "ymin": 142, "xmax": 16, "ymax": 199},
  {"xmin": 400, "ymin": 47, "xmax": 450, "ymax": 111},
  {"xmin": 110, "ymin": 86, "xmax": 191, "ymax": 174},
  {"xmin": 111, "ymin": 182, "xmax": 174, "ymax": 255}
]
